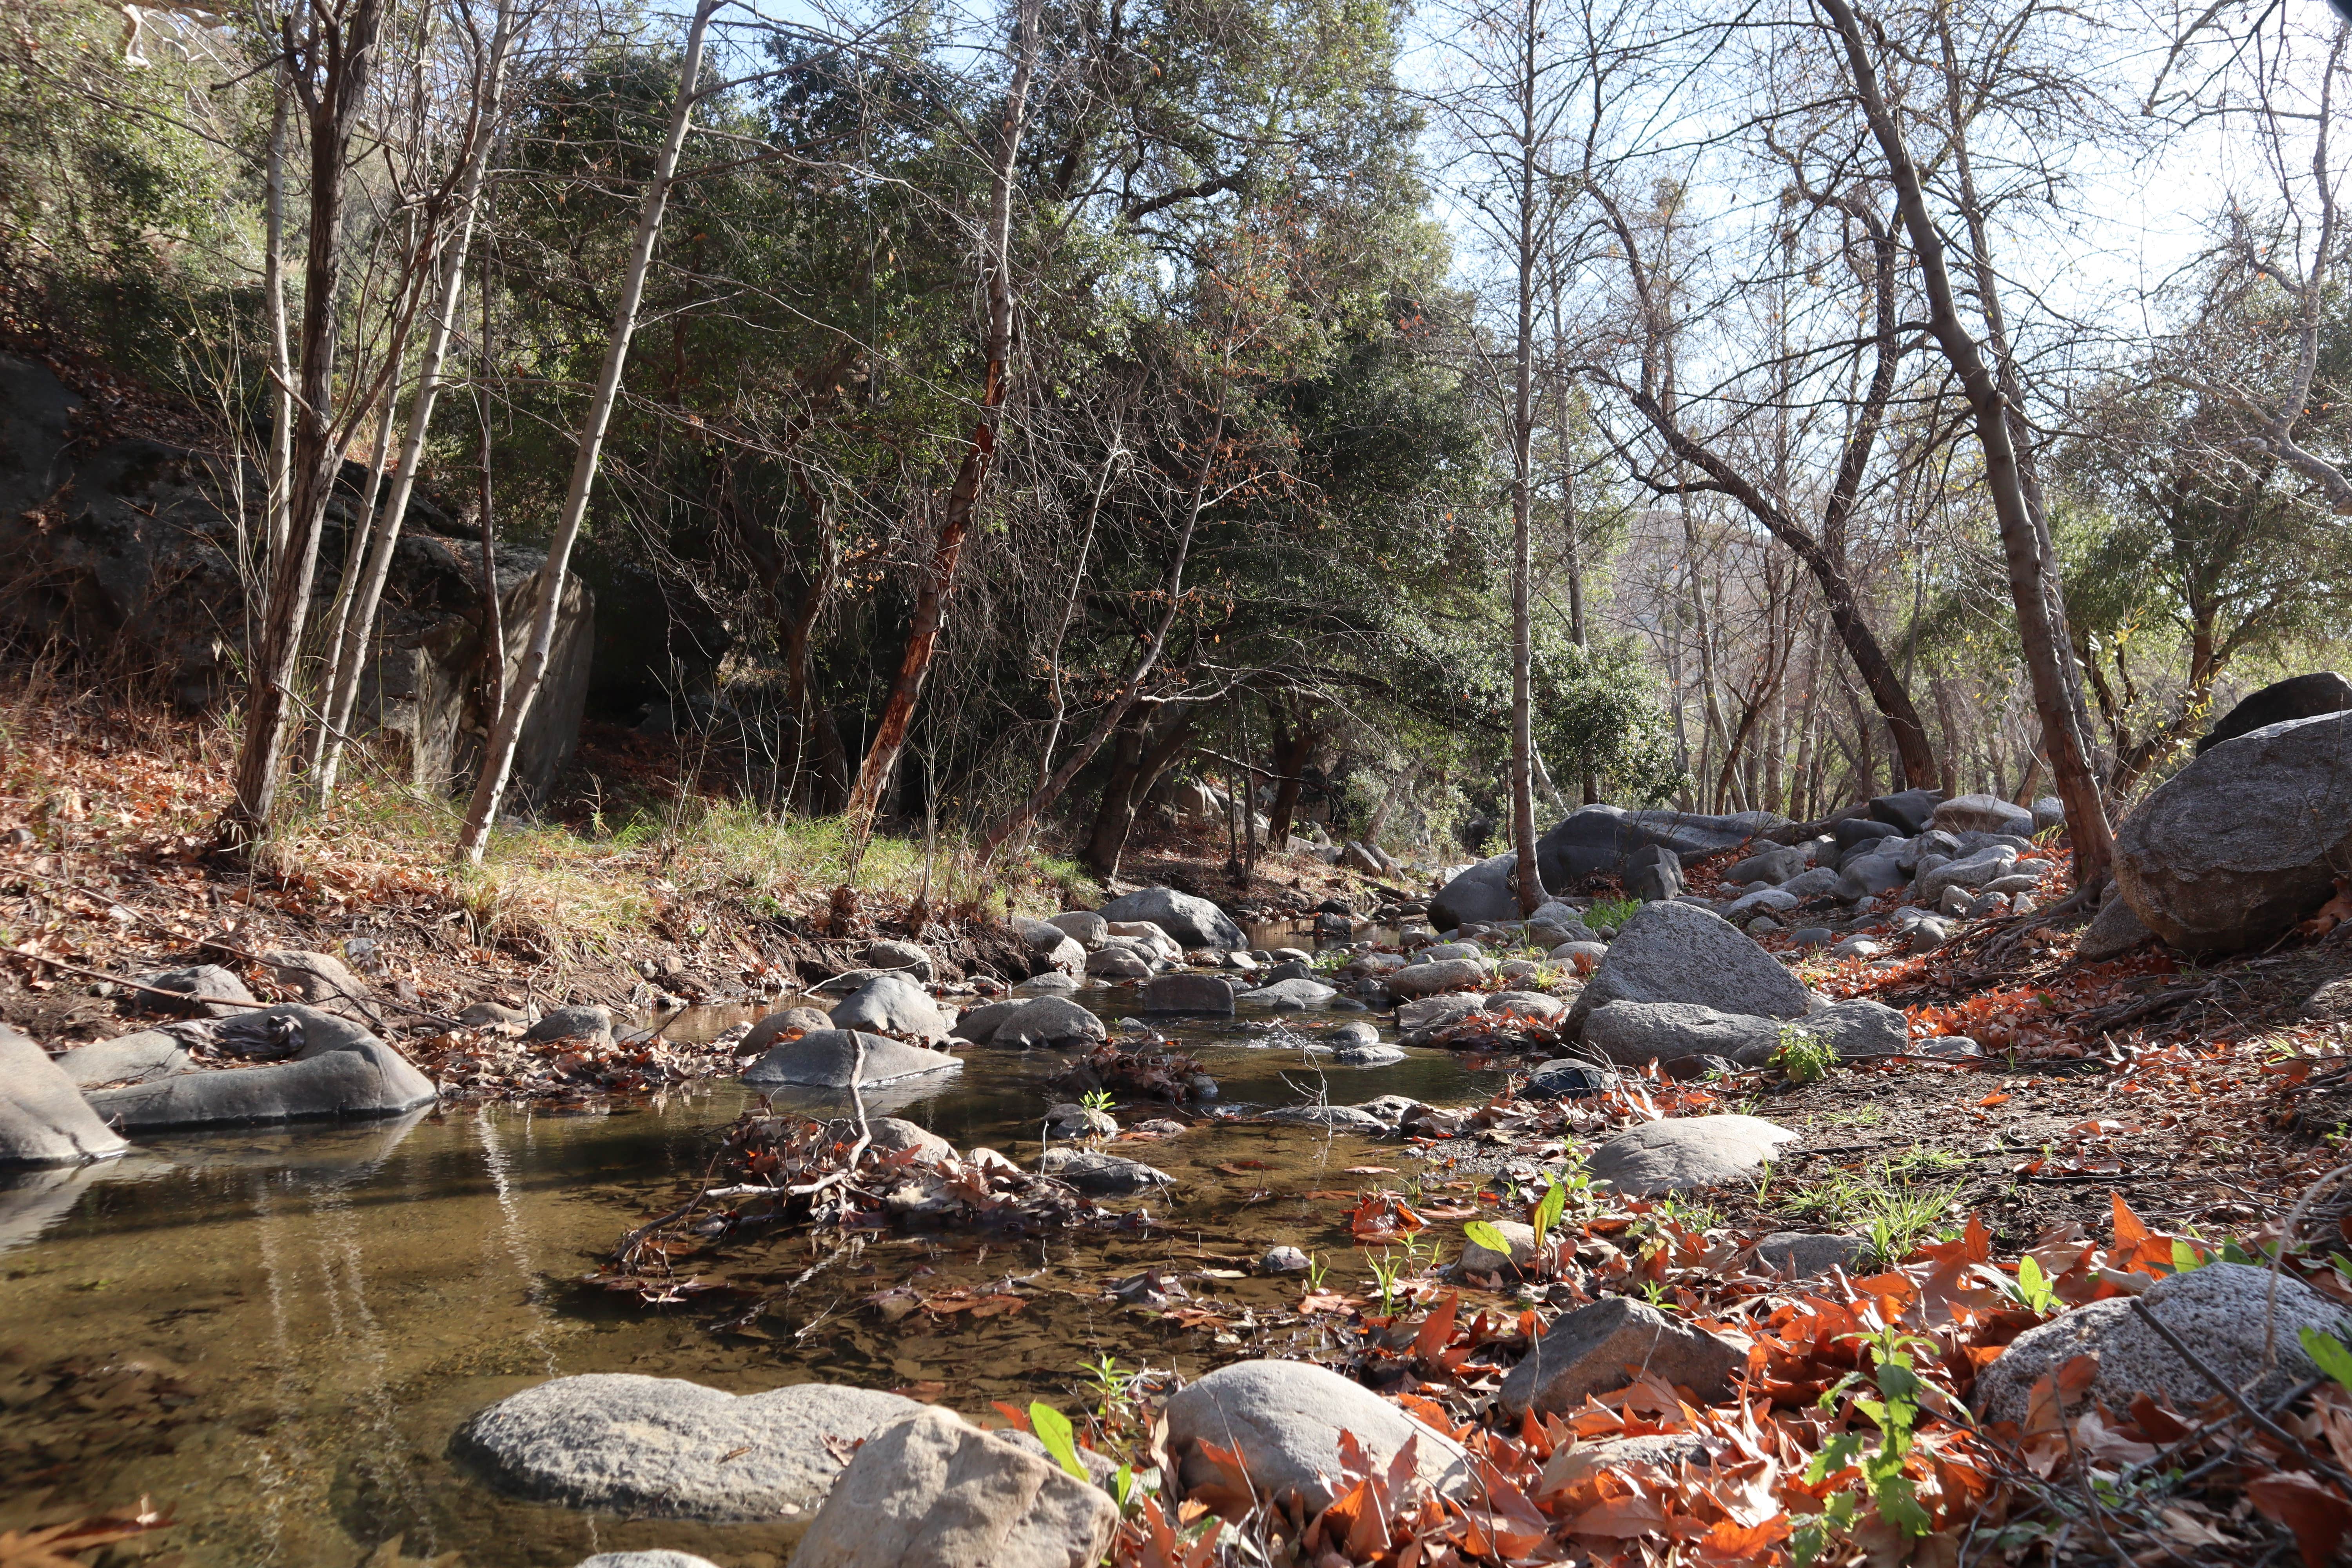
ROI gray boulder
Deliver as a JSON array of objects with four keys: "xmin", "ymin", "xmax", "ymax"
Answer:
[
  {"xmin": 1012, "ymin": 972, "xmax": 1080, "ymax": 997},
  {"xmin": 1933, "ymin": 793, "xmax": 2036, "ymax": 837},
  {"xmin": 1915, "ymin": 845, "xmax": 2018, "ymax": 908},
  {"xmin": 1566, "ymin": 900, "xmax": 1808, "ymax": 1033},
  {"xmin": 1387, "ymin": 958, "xmax": 1489, "ymax": 1000},
  {"xmin": 526, "ymin": 1005, "xmax": 614, "ymax": 1045},
  {"xmin": 130, "ymin": 964, "xmax": 256, "ymax": 1018},
  {"xmin": 1778, "ymin": 866, "xmax": 1844, "ymax": 900},
  {"xmin": 949, "ymin": 999, "xmax": 1025, "ymax": 1044},
  {"xmin": 1523, "ymin": 1059, "xmax": 1620, "ymax": 1099},
  {"xmin": 744, "ymin": 1006, "xmax": 831, "ymax": 1053},
  {"xmin": 829, "ymin": 973, "xmax": 949, "ymax": 1043},
  {"xmin": 1163, "ymin": 1360, "xmax": 1468, "ymax": 1511},
  {"xmin": 989, "ymin": 996, "xmax": 1107, "ymax": 1051},
  {"xmin": 1582, "ymin": 1002, "xmax": 1780, "ymax": 1068},
  {"xmin": 1722, "ymin": 886, "xmax": 1799, "ymax": 923},
  {"xmin": 2115, "ymin": 711, "xmax": 2352, "ymax": 951},
  {"xmin": 262, "ymin": 949, "xmax": 376, "ymax": 1022},
  {"xmin": 2031, "ymin": 796, "xmax": 2066, "ymax": 832},
  {"xmin": 1536, "ymin": 806, "xmax": 1788, "ymax": 890},
  {"xmin": 51, "ymin": 1029, "xmax": 194, "ymax": 1088},
  {"xmin": 1255, "ymin": 1103, "xmax": 1390, "ymax": 1132},
  {"xmin": 791, "ymin": 1406, "xmax": 1118, "ymax": 1568},
  {"xmin": 80, "ymin": 1006, "xmax": 436, "ymax": 1131},
  {"xmin": 859, "ymin": 939, "xmax": 936, "ymax": 982},
  {"xmin": 1868, "ymin": 788, "xmax": 1945, "ymax": 835},
  {"xmin": 741, "ymin": 1030, "xmax": 962, "ymax": 1088},
  {"xmin": 1738, "ymin": 998, "xmax": 1907, "ymax": 1064},
  {"xmin": 1084, "ymin": 946, "xmax": 1153, "ymax": 979},
  {"xmin": 1094, "ymin": 888, "xmax": 1244, "ymax": 950},
  {"xmin": 1038, "ymin": 1148, "xmax": 1171, "ymax": 1194},
  {"xmin": 1837, "ymin": 848, "xmax": 1910, "ymax": 901},
  {"xmin": 1973, "ymin": 1263, "xmax": 2349, "ymax": 1426},
  {"xmin": 1497, "ymin": 1298, "xmax": 1744, "ymax": 1415},
  {"xmin": 2196, "ymin": 671, "xmax": 2352, "ymax": 753},
  {"xmin": 454, "ymin": 1373, "xmax": 923, "ymax": 1523},
  {"xmin": 1047, "ymin": 911, "xmax": 1109, "ymax": 947},
  {"xmin": 1, "ymin": 1024, "xmax": 130, "ymax": 1167},
  {"xmin": 1725, "ymin": 846, "xmax": 1809, "ymax": 885},
  {"xmin": 1624, "ymin": 844, "xmax": 1683, "ymax": 902},
  {"xmin": 2077, "ymin": 892, "xmax": 2155, "ymax": 962},
  {"xmin": 1587, "ymin": 1115, "xmax": 1796, "ymax": 1196},
  {"xmin": 1238, "ymin": 978, "xmax": 1336, "ymax": 1010},
  {"xmin": 1141, "ymin": 974, "xmax": 1235, "ymax": 1015},
  {"xmin": 1752, "ymin": 1232, "xmax": 1867, "ymax": 1279},
  {"xmin": 1334, "ymin": 1042, "xmax": 1406, "ymax": 1065},
  {"xmin": 1485, "ymin": 989, "xmax": 1569, "ymax": 1023},
  {"xmin": 1429, "ymin": 853, "xmax": 1535, "ymax": 929}
]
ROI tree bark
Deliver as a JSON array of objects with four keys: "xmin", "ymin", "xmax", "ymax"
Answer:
[
  {"xmin": 260, "ymin": 70, "xmax": 294, "ymax": 595},
  {"xmin": 218, "ymin": 0, "xmax": 388, "ymax": 846},
  {"xmin": 1817, "ymin": 0, "xmax": 2113, "ymax": 886},
  {"xmin": 844, "ymin": 0, "xmax": 1040, "ymax": 833},
  {"xmin": 455, "ymin": 0, "xmax": 716, "ymax": 862},
  {"xmin": 1506, "ymin": 0, "xmax": 1542, "ymax": 916},
  {"xmin": 313, "ymin": 0, "xmax": 518, "ymax": 801},
  {"xmin": 1081, "ymin": 704, "xmax": 1196, "ymax": 880}
]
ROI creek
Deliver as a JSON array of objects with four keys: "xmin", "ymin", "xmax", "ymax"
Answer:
[{"xmin": 0, "ymin": 941, "xmax": 1520, "ymax": 1567}]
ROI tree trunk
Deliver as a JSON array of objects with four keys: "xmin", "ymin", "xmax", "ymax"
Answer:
[
  {"xmin": 1507, "ymin": 0, "xmax": 1541, "ymax": 916},
  {"xmin": 1264, "ymin": 698, "xmax": 1314, "ymax": 850},
  {"xmin": 845, "ymin": 0, "xmax": 1040, "ymax": 833},
  {"xmin": 1818, "ymin": 0, "xmax": 2114, "ymax": 886},
  {"xmin": 218, "ymin": 0, "xmax": 388, "ymax": 846},
  {"xmin": 1364, "ymin": 762, "xmax": 1414, "ymax": 846},
  {"xmin": 314, "ymin": 0, "xmax": 518, "ymax": 801},
  {"xmin": 260, "ymin": 70, "xmax": 294, "ymax": 597},
  {"xmin": 1081, "ymin": 705, "xmax": 1195, "ymax": 880},
  {"xmin": 454, "ymin": 0, "xmax": 716, "ymax": 862}
]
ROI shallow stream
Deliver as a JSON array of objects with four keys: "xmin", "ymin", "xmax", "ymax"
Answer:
[{"xmin": 1, "ymin": 947, "xmax": 1518, "ymax": 1568}]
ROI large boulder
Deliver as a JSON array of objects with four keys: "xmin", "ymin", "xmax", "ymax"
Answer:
[
  {"xmin": 129, "ymin": 964, "xmax": 257, "ymax": 1018},
  {"xmin": 80, "ymin": 1006, "xmax": 436, "ymax": 1131},
  {"xmin": 1163, "ymin": 1360, "xmax": 1468, "ymax": 1512},
  {"xmin": 1932, "ymin": 794, "xmax": 2036, "ymax": 837},
  {"xmin": 0, "ymin": 1024, "xmax": 130, "ymax": 1167},
  {"xmin": 1974, "ymin": 1263, "xmax": 2349, "ymax": 1426},
  {"xmin": 2197, "ymin": 672, "xmax": 2352, "ymax": 753},
  {"xmin": 1047, "ymin": 911, "xmax": 1109, "ymax": 947},
  {"xmin": 1623, "ymin": 844, "xmax": 1683, "ymax": 902},
  {"xmin": 741, "ymin": 1030, "xmax": 962, "ymax": 1087},
  {"xmin": 1868, "ymin": 788, "xmax": 1945, "ymax": 835},
  {"xmin": 989, "ymin": 996, "xmax": 1108, "ymax": 1051},
  {"xmin": 1582, "ymin": 1002, "xmax": 1780, "ymax": 1068},
  {"xmin": 2115, "ymin": 711, "xmax": 2352, "ymax": 951},
  {"xmin": 790, "ymin": 1406, "xmax": 1118, "ymax": 1568},
  {"xmin": 828, "ymin": 973, "xmax": 949, "ymax": 1043},
  {"xmin": 453, "ymin": 1373, "xmax": 924, "ymax": 1523},
  {"xmin": 261, "ymin": 949, "xmax": 377, "ymax": 1023},
  {"xmin": 1497, "ymin": 1298, "xmax": 1744, "ymax": 1416},
  {"xmin": 1587, "ymin": 1115, "xmax": 1796, "ymax": 1196},
  {"xmin": 743, "ymin": 1006, "xmax": 831, "ymax": 1053},
  {"xmin": 1386, "ymin": 958, "xmax": 1489, "ymax": 1000},
  {"xmin": 1536, "ymin": 806, "xmax": 1788, "ymax": 891},
  {"xmin": 1428, "ymin": 853, "xmax": 1534, "ymax": 928},
  {"xmin": 51, "ymin": 1029, "xmax": 195, "ymax": 1087},
  {"xmin": 1565, "ymin": 900, "xmax": 1808, "ymax": 1033},
  {"xmin": 1095, "ymin": 888, "xmax": 1244, "ymax": 950}
]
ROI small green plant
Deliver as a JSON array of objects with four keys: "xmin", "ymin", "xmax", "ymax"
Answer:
[
  {"xmin": 2303, "ymin": 1327, "xmax": 2352, "ymax": 1392},
  {"xmin": 1028, "ymin": 1401, "xmax": 1087, "ymax": 1481},
  {"xmin": 1586, "ymin": 895, "xmax": 1641, "ymax": 929},
  {"xmin": 1082, "ymin": 1354, "xmax": 1140, "ymax": 1419},
  {"xmin": 1366, "ymin": 1249, "xmax": 1405, "ymax": 1315},
  {"xmin": 1532, "ymin": 1176, "xmax": 1568, "ymax": 1247},
  {"xmin": 2012, "ymin": 1254, "xmax": 2060, "ymax": 1313},
  {"xmin": 1079, "ymin": 1088, "xmax": 1115, "ymax": 1116},
  {"xmin": 1305, "ymin": 1251, "xmax": 1328, "ymax": 1290},
  {"xmin": 1793, "ymin": 1326, "xmax": 1939, "ymax": 1565},
  {"xmin": 1773, "ymin": 1023, "xmax": 1836, "ymax": 1085}
]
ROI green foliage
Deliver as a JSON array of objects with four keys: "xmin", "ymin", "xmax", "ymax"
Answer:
[
  {"xmin": 1795, "ymin": 1328, "xmax": 1939, "ymax": 1563},
  {"xmin": 1585, "ymin": 896, "xmax": 1641, "ymax": 929},
  {"xmin": 1532, "ymin": 1177, "xmax": 1567, "ymax": 1247},
  {"xmin": 2301, "ymin": 1327, "xmax": 2352, "ymax": 1394},
  {"xmin": 1461, "ymin": 1220, "xmax": 1515, "ymax": 1260},
  {"xmin": 1027, "ymin": 1402, "xmax": 1087, "ymax": 1481},
  {"xmin": 1773, "ymin": 1024, "xmax": 1836, "ymax": 1085}
]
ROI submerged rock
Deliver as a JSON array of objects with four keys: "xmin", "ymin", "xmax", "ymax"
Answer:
[
  {"xmin": 1038, "ymin": 1148, "xmax": 1169, "ymax": 1194},
  {"xmin": 741, "ymin": 1029, "xmax": 961, "ymax": 1088},
  {"xmin": 454, "ymin": 1373, "xmax": 924, "ymax": 1523},
  {"xmin": 790, "ymin": 1406, "xmax": 1118, "ymax": 1568}
]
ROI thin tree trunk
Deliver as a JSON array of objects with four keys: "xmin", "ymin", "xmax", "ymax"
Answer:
[
  {"xmin": 845, "ymin": 0, "xmax": 1040, "ymax": 833},
  {"xmin": 1364, "ymin": 762, "xmax": 1414, "ymax": 846},
  {"xmin": 261, "ymin": 70, "xmax": 294, "ymax": 596},
  {"xmin": 1507, "ymin": 0, "xmax": 1541, "ymax": 916},
  {"xmin": 219, "ymin": 0, "xmax": 388, "ymax": 846},
  {"xmin": 1082, "ymin": 705, "xmax": 1195, "ymax": 880},
  {"xmin": 474, "ymin": 287, "xmax": 504, "ymax": 736},
  {"xmin": 1818, "ymin": 0, "xmax": 2113, "ymax": 886},
  {"xmin": 455, "ymin": 0, "xmax": 716, "ymax": 862},
  {"xmin": 314, "ymin": 0, "xmax": 517, "ymax": 800}
]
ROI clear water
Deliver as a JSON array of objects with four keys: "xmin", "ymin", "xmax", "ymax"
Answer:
[{"xmin": 0, "ymin": 965, "xmax": 1515, "ymax": 1567}]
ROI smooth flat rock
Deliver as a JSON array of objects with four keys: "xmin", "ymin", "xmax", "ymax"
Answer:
[
  {"xmin": 51, "ymin": 1029, "xmax": 193, "ymax": 1088},
  {"xmin": 2115, "ymin": 711, "xmax": 2352, "ymax": 951},
  {"xmin": 1094, "ymin": 888, "xmax": 1245, "ymax": 950},
  {"xmin": 1141, "ymin": 974, "xmax": 1234, "ymax": 1014},
  {"xmin": 1752, "ymin": 1232, "xmax": 1867, "ymax": 1278},
  {"xmin": 1255, "ymin": 1103, "xmax": 1389, "ymax": 1132},
  {"xmin": 1011, "ymin": 972, "xmax": 1080, "ymax": 996},
  {"xmin": 829, "ymin": 973, "xmax": 949, "ymax": 1042},
  {"xmin": 1916, "ymin": 845, "xmax": 2019, "ymax": 908},
  {"xmin": 743, "ymin": 1007, "xmax": 831, "ymax": 1053},
  {"xmin": 1933, "ymin": 793, "xmax": 2036, "ymax": 837},
  {"xmin": 790, "ymin": 1406, "xmax": 1117, "ymax": 1568},
  {"xmin": 1498, "ymin": 1297, "xmax": 1744, "ymax": 1415},
  {"xmin": 80, "ymin": 1007, "xmax": 436, "ymax": 1131},
  {"xmin": 1974, "ymin": 1263, "xmax": 2350, "ymax": 1426},
  {"xmin": 1459, "ymin": 1219, "xmax": 1538, "ymax": 1274},
  {"xmin": 2196, "ymin": 671, "xmax": 2352, "ymax": 753},
  {"xmin": 1583, "ymin": 1002, "xmax": 1780, "ymax": 1068},
  {"xmin": 1237, "ymin": 978, "xmax": 1336, "ymax": 1010},
  {"xmin": 1333, "ymin": 1042, "xmax": 1406, "ymax": 1065},
  {"xmin": 1729, "ymin": 998, "xmax": 1907, "ymax": 1064},
  {"xmin": 1047, "ymin": 911, "xmax": 1109, "ymax": 947},
  {"xmin": 1387, "ymin": 958, "xmax": 1489, "ymax": 1000},
  {"xmin": 1, "ymin": 1024, "xmax": 130, "ymax": 1167},
  {"xmin": 1566, "ymin": 900, "xmax": 1808, "ymax": 1034},
  {"xmin": 1038, "ymin": 1148, "xmax": 1171, "ymax": 1194},
  {"xmin": 1163, "ymin": 1360, "xmax": 1468, "ymax": 1512},
  {"xmin": 1587, "ymin": 1115, "xmax": 1796, "ymax": 1196},
  {"xmin": 454, "ymin": 1373, "xmax": 924, "ymax": 1522},
  {"xmin": 989, "ymin": 996, "xmax": 1107, "ymax": 1050},
  {"xmin": 741, "ymin": 1030, "xmax": 961, "ymax": 1088}
]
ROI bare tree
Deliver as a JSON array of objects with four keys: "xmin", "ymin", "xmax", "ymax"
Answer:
[{"xmin": 455, "ymin": 0, "xmax": 720, "ymax": 862}]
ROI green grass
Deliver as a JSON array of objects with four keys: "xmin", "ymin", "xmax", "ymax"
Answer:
[
  {"xmin": 1585, "ymin": 896, "xmax": 1641, "ymax": 929},
  {"xmin": 1774, "ymin": 1145, "xmax": 1967, "ymax": 1265}
]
